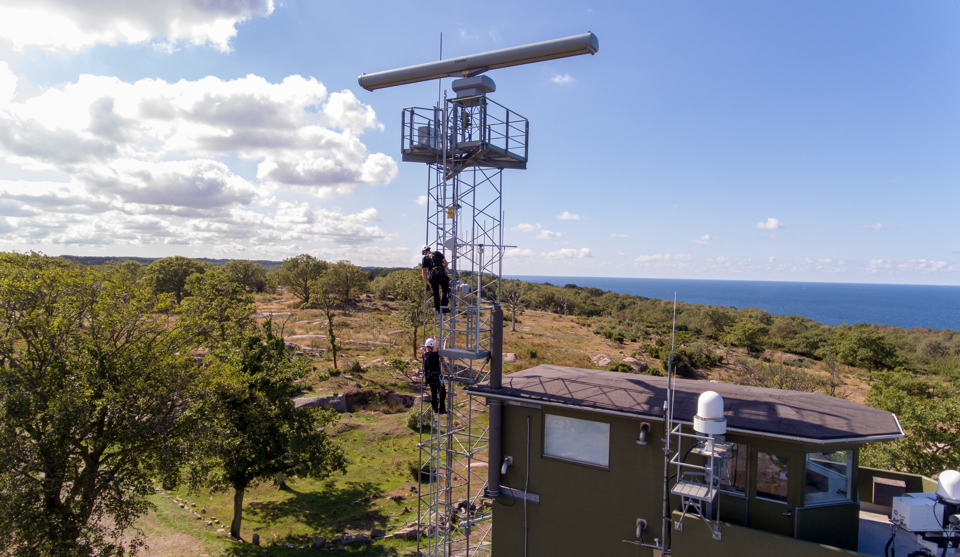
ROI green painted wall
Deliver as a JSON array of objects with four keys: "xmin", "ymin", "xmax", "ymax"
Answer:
[
  {"xmin": 797, "ymin": 503, "xmax": 860, "ymax": 550},
  {"xmin": 490, "ymin": 402, "xmax": 870, "ymax": 556},
  {"xmin": 672, "ymin": 511, "xmax": 864, "ymax": 557},
  {"xmin": 491, "ymin": 405, "xmax": 664, "ymax": 557}
]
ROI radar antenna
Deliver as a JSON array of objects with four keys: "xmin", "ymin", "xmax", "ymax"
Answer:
[{"xmin": 359, "ymin": 33, "xmax": 599, "ymax": 557}]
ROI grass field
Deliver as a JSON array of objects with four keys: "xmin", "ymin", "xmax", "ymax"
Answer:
[{"xmin": 134, "ymin": 291, "xmax": 872, "ymax": 554}]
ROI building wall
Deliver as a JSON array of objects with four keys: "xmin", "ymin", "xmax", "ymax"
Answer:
[
  {"xmin": 490, "ymin": 402, "xmax": 866, "ymax": 556},
  {"xmin": 492, "ymin": 404, "xmax": 665, "ymax": 557}
]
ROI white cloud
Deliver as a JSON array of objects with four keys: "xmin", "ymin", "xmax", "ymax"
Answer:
[
  {"xmin": 863, "ymin": 223, "xmax": 891, "ymax": 230},
  {"xmin": 617, "ymin": 251, "xmax": 626, "ymax": 257},
  {"xmin": 0, "ymin": 0, "xmax": 274, "ymax": 52},
  {"xmin": 505, "ymin": 248, "xmax": 536, "ymax": 258},
  {"xmin": 635, "ymin": 253, "xmax": 692, "ymax": 262},
  {"xmin": 818, "ymin": 258, "xmax": 832, "ymax": 264},
  {"xmin": 0, "ymin": 186, "xmax": 391, "ymax": 250},
  {"xmin": 769, "ymin": 256, "xmax": 775, "ymax": 263},
  {"xmin": 415, "ymin": 195, "xmax": 427, "ymax": 207},
  {"xmin": 0, "ymin": 67, "xmax": 396, "ymax": 195},
  {"xmin": 866, "ymin": 258, "xmax": 948, "ymax": 274},
  {"xmin": 511, "ymin": 223, "xmax": 540, "ymax": 233},
  {"xmin": 0, "ymin": 66, "xmax": 400, "ymax": 252},
  {"xmin": 610, "ymin": 233, "xmax": 629, "ymax": 238},
  {"xmin": 899, "ymin": 259, "xmax": 947, "ymax": 272},
  {"xmin": 544, "ymin": 247, "xmax": 591, "ymax": 259},
  {"xmin": 556, "ymin": 211, "xmax": 580, "ymax": 220},
  {"xmin": 692, "ymin": 233, "xmax": 712, "ymax": 245},
  {"xmin": 535, "ymin": 229, "xmax": 561, "ymax": 240},
  {"xmin": 756, "ymin": 217, "xmax": 783, "ymax": 230},
  {"xmin": 551, "ymin": 74, "xmax": 574, "ymax": 85}
]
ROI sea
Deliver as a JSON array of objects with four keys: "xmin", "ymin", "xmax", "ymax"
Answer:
[{"xmin": 507, "ymin": 276, "xmax": 960, "ymax": 332}]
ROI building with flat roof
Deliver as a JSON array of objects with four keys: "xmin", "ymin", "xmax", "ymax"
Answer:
[{"xmin": 468, "ymin": 365, "xmax": 907, "ymax": 556}]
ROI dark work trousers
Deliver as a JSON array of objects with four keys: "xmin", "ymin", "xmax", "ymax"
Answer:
[
  {"xmin": 429, "ymin": 273, "xmax": 450, "ymax": 313},
  {"xmin": 427, "ymin": 378, "xmax": 446, "ymax": 414}
]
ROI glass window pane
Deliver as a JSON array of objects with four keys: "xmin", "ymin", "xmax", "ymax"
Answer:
[
  {"xmin": 719, "ymin": 443, "xmax": 748, "ymax": 494},
  {"xmin": 757, "ymin": 452, "xmax": 789, "ymax": 502},
  {"xmin": 543, "ymin": 414, "xmax": 610, "ymax": 467},
  {"xmin": 804, "ymin": 451, "xmax": 852, "ymax": 505}
]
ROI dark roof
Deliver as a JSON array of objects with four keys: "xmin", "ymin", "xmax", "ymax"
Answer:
[{"xmin": 467, "ymin": 365, "xmax": 903, "ymax": 443}]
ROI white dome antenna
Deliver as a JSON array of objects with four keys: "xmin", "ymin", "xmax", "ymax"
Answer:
[
  {"xmin": 694, "ymin": 391, "xmax": 727, "ymax": 436},
  {"xmin": 937, "ymin": 470, "xmax": 960, "ymax": 504}
]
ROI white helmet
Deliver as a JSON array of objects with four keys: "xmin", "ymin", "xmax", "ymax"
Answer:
[
  {"xmin": 421, "ymin": 245, "xmax": 431, "ymax": 252},
  {"xmin": 424, "ymin": 338, "xmax": 435, "ymax": 348}
]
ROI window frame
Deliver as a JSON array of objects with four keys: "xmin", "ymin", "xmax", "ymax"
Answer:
[
  {"xmin": 542, "ymin": 413, "xmax": 611, "ymax": 470},
  {"xmin": 755, "ymin": 451, "xmax": 791, "ymax": 504},
  {"xmin": 803, "ymin": 450, "xmax": 854, "ymax": 507},
  {"xmin": 717, "ymin": 442, "xmax": 749, "ymax": 497}
]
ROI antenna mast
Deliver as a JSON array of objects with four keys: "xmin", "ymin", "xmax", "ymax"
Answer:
[{"xmin": 359, "ymin": 33, "xmax": 599, "ymax": 557}]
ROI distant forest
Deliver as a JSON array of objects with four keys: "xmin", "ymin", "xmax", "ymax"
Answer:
[{"xmin": 59, "ymin": 254, "xmax": 406, "ymax": 276}]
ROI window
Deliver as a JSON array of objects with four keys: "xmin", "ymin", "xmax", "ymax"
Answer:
[
  {"xmin": 756, "ymin": 452, "xmax": 789, "ymax": 502},
  {"xmin": 543, "ymin": 414, "xmax": 610, "ymax": 468},
  {"xmin": 804, "ymin": 451, "xmax": 853, "ymax": 505},
  {"xmin": 718, "ymin": 443, "xmax": 748, "ymax": 494}
]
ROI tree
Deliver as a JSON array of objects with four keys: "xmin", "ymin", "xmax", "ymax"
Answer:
[
  {"xmin": 724, "ymin": 317, "xmax": 769, "ymax": 353},
  {"xmin": 504, "ymin": 281, "xmax": 526, "ymax": 332},
  {"xmin": 277, "ymin": 254, "xmax": 327, "ymax": 306},
  {"xmin": 394, "ymin": 269, "xmax": 427, "ymax": 359},
  {"xmin": 222, "ymin": 259, "xmax": 268, "ymax": 293},
  {"xmin": 200, "ymin": 323, "xmax": 346, "ymax": 539},
  {"xmin": 142, "ymin": 255, "xmax": 207, "ymax": 304},
  {"xmin": 0, "ymin": 253, "xmax": 204, "ymax": 556},
  {"xmin": 860, "ymin": 372, "xmax": 960, "ymax": 476},
  {"xmin": 183, "ymin": 269, "xmax": 255, "ymax": 345},
  {"xmin": 703, "ymin": 307, "xmax": 736, "ymax": 338},
  {"xmin": 835, "ymin": 324, "xmax": 902, "ymax": 371},
  {"xmin": 324, "ymin": 260, "xmax": 370, "ymax": 310},
  {"xmin": 309, "ymin": 276, "xmax": 342, "ymax": 370}
]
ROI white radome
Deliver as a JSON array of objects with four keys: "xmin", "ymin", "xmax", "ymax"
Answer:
[
  {"xmin": 694, "ymin": 391, "xmax": 727, "ymax": 435},
  {"xmin": 937, "ymin": 470, "xmax": 960, "ymax": 503}
]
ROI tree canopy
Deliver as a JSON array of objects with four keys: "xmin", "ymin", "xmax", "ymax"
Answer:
[
  {"xmin": 277, "ymin": 254, "xmax": 328, "ymax": 306},
  {"xmin": 142, "ymin": 255, "xmax": 208, "ymax": 304},
  {"xmin": 0, "ymin": 253, "xmax": 204, "ymax": 556},
  {"xmin": 198, "ymin": 323, "xmax": 346, "ymax": 539}
]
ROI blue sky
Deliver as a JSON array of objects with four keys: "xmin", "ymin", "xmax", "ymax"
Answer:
[{"xmin": 0, "ymin": 1, "xmax": 957, "ymax": 284}]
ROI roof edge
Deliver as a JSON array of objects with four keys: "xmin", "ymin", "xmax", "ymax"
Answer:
[{"xmin": 474, "ymin": 390, "xmax": 906, "ymax": 445}]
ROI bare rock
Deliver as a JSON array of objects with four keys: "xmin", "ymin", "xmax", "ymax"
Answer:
[
  {"xmin": 312, "ymin": 537, "xmax": 326, "ymax": 548},
  {"xmin": 295, "ymin": 395, "xmax": 348, "ymax": 412},
  {"xmin": 592, "ymin": 354, "xmax": 612, "ymax": 367},
  {"xmin": 387, "ymin": 526, "xmax": 422, "ymax": 540},
  {"xmin": 352, "ymin": 533, "xmax": 371, "ymax": 543},
  {"xmin": 252, "ymin": 533, "xmax": 260, "ymax": 545},
  {"xmin": 371, "ymin": 528, "xmax": 386, "ymax": 539},
  {"xmin": 503, "ymin": 353, "xmax": 518, "ymax": 362}
]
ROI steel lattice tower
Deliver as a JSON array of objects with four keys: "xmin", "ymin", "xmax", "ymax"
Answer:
[
  {"xmin": 357, "ymin": 32, "xmax": 597, "ymax": 557},
  {"xmin": 404, "ymin": 84, "xmax": 528, "ymax": 557}
]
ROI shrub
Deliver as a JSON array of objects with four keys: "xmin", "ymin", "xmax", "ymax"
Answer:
[
  {"xmin": 525, "ymin": 347, "xmax": 540, "ymax": 359},
  {"xmin": 607, "ymin": 362, "xmax": 634, "ymax": 373},
  {"xmin": 408, "ymin": 461, "xmax": 435, "ymax": 483},
  {"xmin": 323, "ymin": 366, "xmax": 341, "ymax": 378},
  {"xmin": 407, "ymin": 408, "xmax": 432, "ymax": 432},
  {"xmin": 347, "ymin": 360, "xmax": 364, "ymax": 375}
]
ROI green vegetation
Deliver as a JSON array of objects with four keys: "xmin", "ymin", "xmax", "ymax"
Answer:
[
  {"xmin": 2, "ymin": 251, "xmax": 960, "ymax": 554},
  {"xmin": 197, "ymin": 323, "xmax": 346, "ymax": 539}
]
